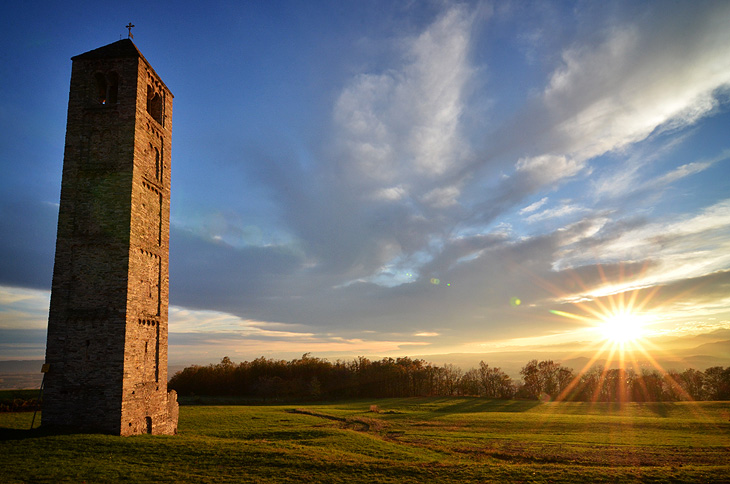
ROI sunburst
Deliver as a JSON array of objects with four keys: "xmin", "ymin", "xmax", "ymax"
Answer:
[
  {"xmin": 512, "ymin": 258, "xmax": 712, "ymax": 405},
  {"xmin": 541, "ymin": 263, "xmax": 694, "ymax": 403},
  {"xmin": 596, "ymin": 310, "xmax": 647, "ymax": 345}
]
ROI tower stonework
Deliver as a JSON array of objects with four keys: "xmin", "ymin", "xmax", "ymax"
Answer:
[{"xmin": 43, "ymin": 39, "xmax": 178, "ymax": 435}]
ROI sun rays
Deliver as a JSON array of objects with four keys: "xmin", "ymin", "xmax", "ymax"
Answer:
[{"xmin": 543, "ymin": 263, "xmax": 701, "ymax": 404}]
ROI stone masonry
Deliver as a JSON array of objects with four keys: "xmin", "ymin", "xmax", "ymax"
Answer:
[{"xmin": 43, "ymin": 39, "xmax": 178, "ymax": 435}]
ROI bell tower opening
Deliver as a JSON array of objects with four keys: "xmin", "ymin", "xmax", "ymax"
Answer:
[
  {"xmin": 93, "ymin": 71, "xmax": 119, "ymax": 105},
  {"xmin": 147, "ymin": 85, "xmax": 163, "ymax": 124}
]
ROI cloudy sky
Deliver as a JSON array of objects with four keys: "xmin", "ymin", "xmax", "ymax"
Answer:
[{"xmin": 1, "ymin": 1, "xmax": 729, "ymax": 366}]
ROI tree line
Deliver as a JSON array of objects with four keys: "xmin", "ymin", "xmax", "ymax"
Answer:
[{"xmin": 168, "ymin": 354, "xmax": 730, "ymax": 402}]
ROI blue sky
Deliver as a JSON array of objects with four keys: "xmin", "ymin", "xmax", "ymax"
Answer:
[{"xmin": 1, "ymin": 1, "xmax": 729, "ymax": 366}]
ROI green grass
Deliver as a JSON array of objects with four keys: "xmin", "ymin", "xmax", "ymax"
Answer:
[{"xmin": 1, "ymin": 398, "xmax": 729, "ymax": 483}]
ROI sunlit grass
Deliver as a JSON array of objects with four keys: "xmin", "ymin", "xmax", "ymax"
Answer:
[{"xmin": 2, "ymin": 399, "xmax": 729, "ymax": 483}]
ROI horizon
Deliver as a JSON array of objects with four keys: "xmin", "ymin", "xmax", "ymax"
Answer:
[
  {"xmin": 3, "ymin": 325, "xmax": 728, "ymax": 379},
  {"xmin": 1, "ymin": 1, "xmax": 730, "ymax": 372}
]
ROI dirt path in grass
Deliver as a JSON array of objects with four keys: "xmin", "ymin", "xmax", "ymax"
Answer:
[
  {"xmin": 287, "ymin": 408, "xmax": 385, "ymax": 432},
  {"xmin": 286, "ymin": 408, "xmax": 730, "ymax": 468}
]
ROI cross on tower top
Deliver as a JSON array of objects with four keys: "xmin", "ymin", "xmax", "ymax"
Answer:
[{"xmin": 126, "ymin": 23, "xmax": 135, "ymax": 39}]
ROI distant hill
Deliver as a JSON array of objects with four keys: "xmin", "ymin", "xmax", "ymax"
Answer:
[
  {"xmin": 7, "ymin": 334, "xmax": 728, "ymax": 389},
  {"xmin": 0, "ymin": 360, "xmax": 44, "ymax": 390},
  {"xmin": 415, "ymin": 338, "xmax": 730, "ymax": 379},
  {"xmin": 0, "ymin": 360, "xmax": 184, "ymax": 390},
  {"xmin": 685, "ymin": 340, "xmax": 730, "ymax": 358},
  {"xmin": 0, "ymin": 360, "xmax": 44, "ymax": 373},
  {"xmin": 657, "ymin": 329, "xmax": 730, "ymax": 349}
]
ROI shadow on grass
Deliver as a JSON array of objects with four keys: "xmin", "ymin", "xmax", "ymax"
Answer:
[
  {"xmin": 178, "ymin": 395, "xmax": 322, "ymax": 406},
  {"xmin": 0, "ymin": 412, "xmax": 111, "ymax": 441},
  {"xmin": 0, "ymin": 425, "xmax": 81, "ymax": 441},
  {"xmin": 219, "ymin": 429, "xmax": 335, "ymax": 441},
  {"xmin": 644, "ymin": 402, "xmax": 675, "ymax": 418},
  {"xmin": 433, "ymin": 398, "xmax": 541, "ymax": 414}
]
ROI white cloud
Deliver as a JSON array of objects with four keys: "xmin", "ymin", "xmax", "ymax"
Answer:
[
  {"xmin": 515, "ymin": 154, "xmax": 584, "ymax": 185},
  {"xmin": 648, "ymin": 149, "xmax": 730, "ymax": 191},
  {"xmin": 520, "ymin": 197, "xmax": 548, "ymax": 215},
  {"xmin": 168, "ymin": 3, "xmax": 730, "ymax": 357},
  {"xmin": 525, "ymin": 202, "xmax": 586, "ymax": 224},
  {"xmin": 168, "ymin": 304, "xmax": 435, "ymax": 364},
  {"xmin": 333, "ymin": 5, "xmax": 475, "ymax": 187},
  {"xmin": 401, "ymin": 6, "xmax": 474, "ymax": 176},
  {"xmin": 371, "ymin": 185, "xmax": 408, "ymax": 201},
  {"xmin": 589, "ymin": 134, "xmax": 712, "ymax": 200},
  {"xmin": 591, "ymin": 157, "xmax": 646, "ymax": 199},
  {"xmin": 655, "ymin": 161, "xmax": 714, "ymax": 186},
  {"xmin": 543, "ymin": 5, "xmax": 730, "ymax": 162},
  {"xmin": 556, "ymin": 199, "xmax": 730, "ymax": 285},
  {"xmin": 170, "ymin": 306, "xmax": 311, "ymax": 338},
  {"xmin": 0, "ymin": 286, "xmax": 49, "ymax": 330},
  {"xmin": 334, "ymin": 73, "xmax": 397, "ymax": 183}
]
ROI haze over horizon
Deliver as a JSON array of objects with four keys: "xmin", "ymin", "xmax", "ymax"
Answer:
[{"xmin": 1, "ymin": 1, "xmax": 729, "ymax": 371}]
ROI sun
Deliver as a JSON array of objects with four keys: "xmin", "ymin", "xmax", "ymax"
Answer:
[{"xmin": 597, "ymin": 311, "xmax": 646, "ymax": 344}]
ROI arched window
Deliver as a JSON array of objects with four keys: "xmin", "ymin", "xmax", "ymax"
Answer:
[
  {"xmin": 106, "ymin": 71, "xmax": 119, "ymax": 104},
  {"xmin": 93, "ymin": 72, "xmax": 119, "ymax": 105},
  {"xmin": 147, "ymin": 85, "xmax": 163, "ymax": 124},
  {"xmin": 94, "ymin": 73, "xmax": 107, "ymax": 104}
]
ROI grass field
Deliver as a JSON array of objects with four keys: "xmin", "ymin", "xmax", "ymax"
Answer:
[{"xmin": 1, "ymin": 397, "xmax": 729, "ymax": 483}]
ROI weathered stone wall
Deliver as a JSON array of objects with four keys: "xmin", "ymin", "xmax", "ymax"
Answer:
[
  {"xmin": 120, "ymin": 55, "xmax": 176, "ymax": 436},
  {"xmin": 44, "ymin": 40, "xmax": 177, "ymax": 435}
]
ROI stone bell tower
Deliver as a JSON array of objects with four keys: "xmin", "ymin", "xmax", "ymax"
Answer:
[{"xmin": 43, "ymin": 39, "xmax": 178, "ymax": 435}]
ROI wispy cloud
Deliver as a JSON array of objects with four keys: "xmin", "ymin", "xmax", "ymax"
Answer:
[
  {"xmin": 520, "ymin": 197, "xmax": 548, "ymax": 215},
  {"xmin": 156, "ymin": 2, "xmax": 730, "ymax": 358},
  {"xmin": 0, "ymin": 286, "xmax": 49, "ymax": 330},
  {"xmin": 2, "ymin": 2, "xmax": 729, "ymax": 363},
  {"xmin": 170, "ymin": 306, "xmax": 312, "ymax": 338},
  {"xmin": 542, "ymin": 5, "xmax": 730, "ymax": 162},
  {"xmin": 525, "ymin": 202, "xmax": 587, "ymax": 224},
  {"xmin": 333, "ymin": 4, "xmax": 475, "ymax": 190},
  {"xmin": 555, "ymin": 199, "xmax": 730, "ymax": 288},
  {"xmin": 592, "ymin": 146, "xmax": 729, "ymax": 200},
  {"xmin": 168, "ymin": 305, "xmax": 435, "ymax": 364},
  {"xmin": 651, "ymin": 150, "xmax": 730, "ymax": 189}
]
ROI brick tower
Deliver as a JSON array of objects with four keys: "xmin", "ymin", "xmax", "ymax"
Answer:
[{"xmin": 43, "ymin": 39, "xmax": 178, "ymax": 435}]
